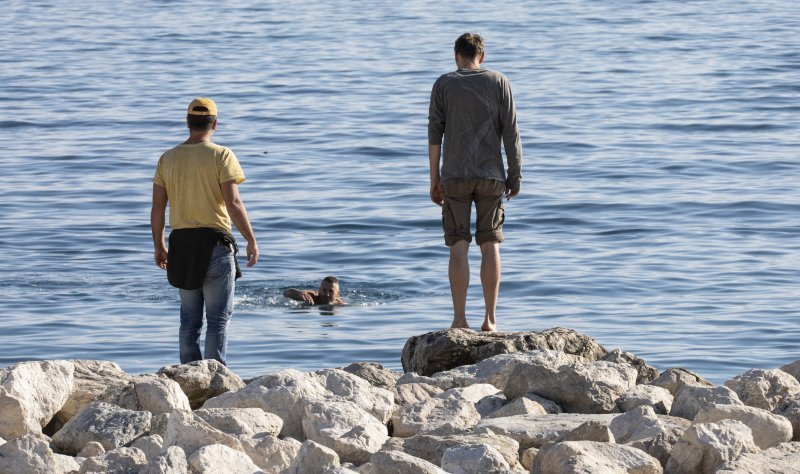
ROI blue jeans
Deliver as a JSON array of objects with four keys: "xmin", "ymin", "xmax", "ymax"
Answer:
[{"xmin": 178, "ymin": 244, "xmax": 236, "ymax": 365}]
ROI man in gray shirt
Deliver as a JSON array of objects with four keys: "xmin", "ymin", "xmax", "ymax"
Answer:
[{"xmin": 428, "ymin": 33, "xmax": 522, "ymax": 332}]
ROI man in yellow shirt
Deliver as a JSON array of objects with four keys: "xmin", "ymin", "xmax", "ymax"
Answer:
[{"xmin": 151, "ymin": 97, "xmax": 259, "ymax": 365}]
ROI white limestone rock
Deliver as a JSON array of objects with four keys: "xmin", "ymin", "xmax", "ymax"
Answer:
[
  {"xmin": 392, "ymin": 394, "xmax": 481, "ymax": 437},
  {"xmin": 382, "ymin": 432, "xmax": 523, "ymax": 470},
  {"xmin": 437, "ymin": 383, "xmax": 506, "ymax": 417},
  {"xmin": 609, "ymin": 406, "xmax": 665, "ymax": 444},
  {"xmin": 194, "ymin": 407, "xmax": 282, "ymax": 438},
  {"xmin": 394, "ymin": 382, "xmax": 443, "ymax": 407},
  {"xmin": 780, "ymin": 360, "xmax": 800, "ymax": 383},
  {"xmin": 240, "ymin": 434, "xmax": 301, "ymax": 473},
  {"xmin": 560, "ymin": 419, "xmax": 615, "ymax": 443},
  {"xmin": 51, "ymin": 401, "xmax": 151, "ymax": 455},
  {"xmin": 362, "ymin": 450, "xmax": 445, "ymax": 474},
  {"xmin": 664, "ymin": 419, "xmax": 759, "ymax": 474},
  {"xmin": 76, "ymin": 441, "xmax": 105, "ymax": 458},
  {"xmin": 603, "ymin": 348, "xmax": 660, "ymax": 384},
  {"xmin": 0, "ymin": 434, "xmax": 61, "ymax": 473},
  {"xmin": 302, "ymin": 399, "xmax": 388, "ymax": 464},
  {"xmin": 534, "ymin": 441, "xmax": 663, "ymax": 473},
  {"xmin": 102, "ymin": 375, "xmax": 192, "ymax": 416},
  {"xmin": 52, "ymin": 453, "xmax": 81, "ymax": 474},
  {"xmin": 475, "ymin": 413, "xmax": 616, "ymax": 450},
  {"xmin": 618, "ymin": 384, "xmax": 673, "ymax": 414},
  {"xmin": 520, "ymin": 447, "xmax": 538, "ymax": 471},
  {"xmin": 694, "ymin": 403, "xmax": 793, "ymax": 449},
  {"xmin": 485, "ymin": 397, "xmax": 548, "ymax": 419},
  {"xmin": 130, "ymin": 434, "xmax": 164, "ymax": 462},
  {"xmin": 79, "ymin": 447, "xmax": 147, "ymax": 473},
  {"xmin": 163, "ymin": 409, "xmax": 243, "ymax": 457},
  {"xmin": 140, "ymin": 445, "xmax": 188, "ymax": 474},
  {"xmin": 54, "ymin": 360, "xmax": 132, "ymax": 430},
  {"xmin": 669, "ymin": 384, "xmax": 742, "ymax": 420},
  {"xmin": 440, "ymin": 443, "xmax": 513, "ymax": 474},
  {"xmin": 340, "ymin": 362, "xmax": 402, "ymax": 391},
  {"xmin": 773, "ymin": 394, "xmax": 800, "ymax": 441},
  {"xmin": 157, "ymin": 359, "xmax": 245, "ymax": 410},
  {"xmin": 649, "ymin": 368, "xmax": 714, "ymax": 395},
  {"xmin": 0, "ymin": 360, "xmax": 75, "ymax": 438},
  {"xmin": 724, "ymin": 368, "xmax": 800, "ymax": 411},
  {"xmin": 187, "ymin": 444, "xmax": 262, "ymax": 473},
  {"xmin": 520, "ymin": 392, "xmax": 563, "ymax": 414},
  {"xmin": 311, "ymin": 368, "xmax": 395, "ymax": 423},
  {"xmin": 285, "ymin": 440, "xmax": 341, "ymax": 474},
  {"xmin": 717, "ymin": 441, "xmax": 800, "ymax": 473}
]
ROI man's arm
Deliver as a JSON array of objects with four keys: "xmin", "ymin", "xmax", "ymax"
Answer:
[
  {"xmin": 500, "ymin": 77, "xmax": 522, "ymax": 201},
  {"xmin": 283, "ymin": 289, "xmax": 317, "ymax": 305},
  {"xmin": 428, "ymin": 144, "xmax": 443, "ymax": 206},
  {"xmin": 221, "ymin": 180, "xmax": 259, "ymax": 267},
  {"xmin": 151, "ymin": 184, "xmax": 168, "ymax": 269}
]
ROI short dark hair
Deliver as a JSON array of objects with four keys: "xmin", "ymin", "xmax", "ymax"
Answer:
[
  {"xmin": 186, "ymin": 114, "xmax": 216, "ymax": 131},
  {"xmin": 454, "ymin": 33, "xmax": 484, "ymax": 60},
  {"xmin": 322, "ymin": 276, "xmax": 339, "ymax": 286}
]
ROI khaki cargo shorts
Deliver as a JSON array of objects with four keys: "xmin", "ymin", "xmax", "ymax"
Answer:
[{"xmin": 441, "ymin": 179, "xmax": 506, "ymax": 246}]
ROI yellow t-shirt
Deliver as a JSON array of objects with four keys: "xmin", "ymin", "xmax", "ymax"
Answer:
[{"xmin": 153, "ymin": 141, "xmax": 245, "ymax": 232}]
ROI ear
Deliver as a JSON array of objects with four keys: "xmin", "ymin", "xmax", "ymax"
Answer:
[
  {"xmin": 212, "ymin": 119, "xmax": 218, "ymax": 131},
  {"xmin": 479, "ymin": 51, "xmax": 485, "ymax": 64}
]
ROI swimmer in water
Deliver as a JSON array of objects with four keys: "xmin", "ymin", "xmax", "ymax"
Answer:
[{"xmin": 283, "ymin": 276, "xmax": 346, "ymax": 305}]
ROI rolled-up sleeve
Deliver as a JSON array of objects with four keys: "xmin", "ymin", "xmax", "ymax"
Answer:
[{"xmin": 428, "ymin": 77, "xmax": 446, "ymax": 145}]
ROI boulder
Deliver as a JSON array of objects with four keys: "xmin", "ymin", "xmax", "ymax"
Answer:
[
  {"xmin": 77, "ymin": 441, "xmax": 105, "ymax": 458},
  {"xmin": 717, "ymin": 441, "xmax": 800, "ymax": 473},
  {"xmin": 609, "ymin": 406, "xmax": 665, "ymax": 444},
  {"xmin": 149, "ymin": 412, "xmax": 171, "ymax": 438},
  {"xmin": 694, "ymin": 404, "xmax": 793, "ymax": 449},
  {"xmin": 0, "ymin": 360, "xmax": 74, "ymax": 438},
  {"xmin": 187, "ymin": 444, "xmax": 261, "ymax": 473},
  {"xmin": 240, "ymin": 434, "xmax": 301, "ymax": 473},
  {"xmin": 520, "ymin": 392, "xmax": 563, "ymax": 414},
  {"xmin": 780, "ymin": 360, "xmax": 800, "ymax": 383},
  {"xmin": 665, "ymin": 420, "xmax": 758, "ymax": 474},
  {"xmin": 440, "ymin": 444, "xmax": 514, "ymax": 474},
  {"xmin": 340, "ymin": 362, "xmax": 401, "ymax": 391},
  {"xmin": 130, "ymin": 434, "xmax": 164, "ymax": 462},
  {"xmin": 54, "ymin": 360, "xmax": 132, "ymax": 430},
  {"xmin": 101, "ymin": 375, "xmax": 192, "ymax": 415},
  {"xmin": 0, "ymin": 434, "xmax": 61, "ymax": 473},
  {"xmin": 485, "ymin": 397, "xmax": 547, "ymax": 419},
  {"xmin": 363, "ymin": 450, "xmax": 445, "ymax": 474},
  {"xmin": 773, "ymin": 394, "xmax": 800, "ymax": 441},
  {"xmin": 401, "ymin": 327, "xmax": 607, "ymax": 376},
  {"xmin": 603, "ymin": 349, "xmax": 660, "ymax": 384},
  {"xmin": 617, "ymin": 384, "xmax": 673, "ymax": 414},
  {"xmin": 195, "ymin": 407, "xmax": 283, "ymax": 438},
  {"xmin": 157, "ymin": 359, "xmax": 245, "ymax": 410},
  {"xmin": 79, "ymin": 447, "xmax": 148, "ymax": 473},
  {"xmin": 163, "ymin": 409, "xmax": 243, "ymax": 457},
  {"xmin": 382, "ymin": 432, "xmax": 522, "ymax": 470},
  {"xmin": 560, "ymin": 420, "xmax": 615, "ymax": 443},
  {"xmin": 392, "ymin": 395, "xmax": 481, "ymax": 437},
  {"xmin": 475, "ymin": 413, "xmax": 616, "ymax": 450},
  {"xmin": 724, "ymin": 368, "xmax": 800, "ymax": 411},
  {"xmin": 437, "ymin": 383, "xmax": 505, "ymax": 417},
  {"xmin": 649, "ymin": 367, "xmax": 714, "ymax": 395},
  {"xmin": 669, "ymin": 384, "xmax": 742, "ymax": 420},
  {"xmin": 302, "ymin": 399, "xmax": 388, "ymax": 464},
  {"xmin": 285, "ymin": 440, "xmax": 341, "ymax": 474},
  {"xmin": 51, "ymin": 401, "xmax": 151, "ymax": 455},
  {"xmin": 140, "ymin": 446, "xmax": 188, "ymax": 474},
  {"xmin": 394, "ymin": 383, "xmax": 443, "ymax": 407},
  {"xmin": 520, "ymin": 447, "xmax": 538, "ymax": 471},
  {"xmin": 311, "ymin": 368, "xmax": 394, "ymax": 423},
  {"xmin": 534, "ymin": 441, "xmax": 662, "ymax": 473}
]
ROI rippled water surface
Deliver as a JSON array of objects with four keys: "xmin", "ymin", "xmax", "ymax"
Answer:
[{"xmin": 1, "ymin": 1, "xmax": 799, "ymax": 383}]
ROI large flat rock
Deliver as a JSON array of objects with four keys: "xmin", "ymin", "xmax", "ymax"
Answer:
[{"xmin": 401, "ymin": 327, "xmax": 608, "ymax": 376}]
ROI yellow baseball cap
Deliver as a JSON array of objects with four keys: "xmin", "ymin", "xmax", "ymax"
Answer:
[{"xmin": 187, "ymin": 97, "xmax": 217, "ymax": 116}]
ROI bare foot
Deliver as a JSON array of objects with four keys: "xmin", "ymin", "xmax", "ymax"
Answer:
[
  {"xmin": 451, "ymin": 319, "xmax": 470, "ymax": 329},
  {"xmin": 481, "ymin": 322, "xmax": 497, "ymax": 332}
]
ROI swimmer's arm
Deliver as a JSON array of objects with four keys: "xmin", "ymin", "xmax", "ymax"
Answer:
[{"xmin": 283, "ymin": 289, "xmax": 317, "ymax": 304}]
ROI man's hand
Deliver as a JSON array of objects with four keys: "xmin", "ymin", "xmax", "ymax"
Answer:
[
  {"xmin": 154, "ymin": 247, "xmax": 168, "ymax": 270},
  {"xmin": 246, "ymin": 241, "xmax": 259, "ymax": 267},
  {"xmin": 430, "ymin": 182, "xmax": 444, "ymax": 206},
  {"xmin": 505, "ymin": 186, "xmax": 519, "ymax": 201}
]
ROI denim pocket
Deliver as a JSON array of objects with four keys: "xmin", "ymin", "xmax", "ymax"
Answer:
[{"xmin": 205, "ymin": 245, "xmax": 234, "ymax": 281}]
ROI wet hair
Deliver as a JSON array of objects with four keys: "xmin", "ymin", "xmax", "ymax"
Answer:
[
  {"xmin": 322, "ymin": 276, "xmax": 339, "ymax": 287},
  {"xmin": 186, "ymin": 114, "xmax": 216, "ymax": 131},
  {"xmin": 454, "ymin": 33, "xmax": 484, "ymax": 60}
]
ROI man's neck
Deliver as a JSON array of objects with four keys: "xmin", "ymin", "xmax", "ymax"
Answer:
[
  {"xmin": 184, "ymin": 133, "xmax": 213, "ymax": 144},
  {"xmin": 456, "ymin": 60, "xmax": 482, "ymax": 70}
]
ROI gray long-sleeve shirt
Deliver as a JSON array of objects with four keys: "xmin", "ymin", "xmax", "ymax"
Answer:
[{"xmin": 428, "ymin": 68, "xmax": 522, "ymax": 188}]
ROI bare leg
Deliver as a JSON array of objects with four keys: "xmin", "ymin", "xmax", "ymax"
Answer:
[
  {"xmin": 480, "ymin": 242, "xmax": 500, "ymax": 332},
  {"xmin": 449, "ymin": 240, "xmax": 470, "ymax": 329}
]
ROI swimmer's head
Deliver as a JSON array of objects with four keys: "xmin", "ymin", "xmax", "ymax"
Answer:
[{"xmin": 318, "ymin": 276, "xmax": 340, "ymax": 304}]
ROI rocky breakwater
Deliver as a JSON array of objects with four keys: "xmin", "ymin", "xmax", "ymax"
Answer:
[{"xmin": 0, "ymin": 327, "xmax": 799, "ymax": 473}]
